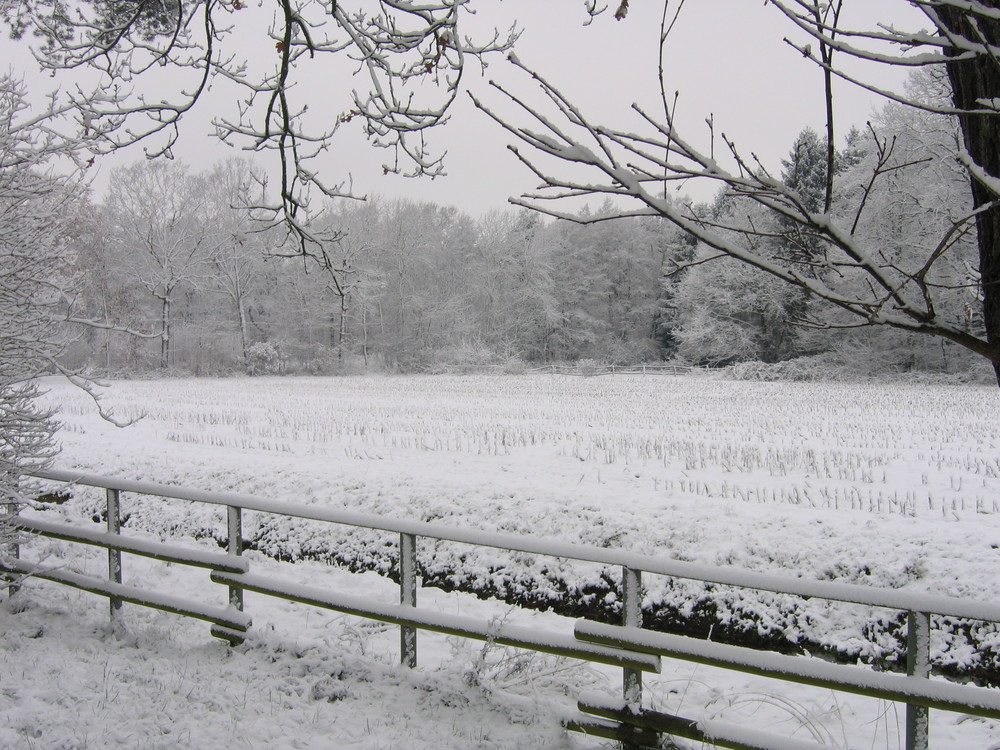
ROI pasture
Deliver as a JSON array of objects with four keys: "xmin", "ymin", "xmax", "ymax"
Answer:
[{"xmin": 9, "ymin": 372, "xmax": 1000, "ymax": 747}]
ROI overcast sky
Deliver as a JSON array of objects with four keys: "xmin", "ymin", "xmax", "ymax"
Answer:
[{"xmin": 5, "ymin": 0, "xmax": 921, "ymax": 217}]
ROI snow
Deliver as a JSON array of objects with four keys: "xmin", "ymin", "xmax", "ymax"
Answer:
[
  {"xmin": 577, "ymin": 690, "xmax": 836, "ymax": 750},
  {"xmin": 698, "ymin": 716, "xmax": 842, "ymax": 750},
  {"xmin": 2, "ymin": 548, "xmax": 587, "ymax": 749},
  {"xmin": 6, "ymin": 373, "xmax": 1000, "ymax": 747},
  {"xmin": 2, "ymin": 555, "xmax": 250, "ymax": 632},
  {"xmin": 210, "ymin": 568, "xmax": 661, "ymax": 673},
  {"xmin": 575, "ymin": 621, "xmax": 1000, "ymax": 718},
  {"xmin": 13, "ymin": 514, "xmax": 249, "ymax": 572},
  {"xmin": 35, "ymin": 467, "xmax": 1000, "ymax": 621}
]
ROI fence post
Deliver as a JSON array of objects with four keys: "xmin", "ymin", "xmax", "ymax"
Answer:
[
  {"xmin": 227, "ymin": 505, "xmax": 244, "ymax": 612},
  {"xmin": 106, "ymin": 488, "xmax": 123, "ymax": 630},
  {"xmin": 906, "ymin": 610, "xmax": 931, "ymax": 750},
  {"xmin": 622, "ymin": 566, "xmax": 642, "ymax": 708},
  {"xmin": 399, "ymin": 532, "xmax": 417, "ymax": 668}
]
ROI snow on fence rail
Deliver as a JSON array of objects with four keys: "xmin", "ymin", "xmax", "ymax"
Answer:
[{"xmin": 5, "ymin": 468, "xmax": 1000, "ymax": 750}]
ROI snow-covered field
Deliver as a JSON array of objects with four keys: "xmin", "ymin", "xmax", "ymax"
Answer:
[{"xmin": 4, "ymin": 373, "xmax": 1000, "ymax": 748}]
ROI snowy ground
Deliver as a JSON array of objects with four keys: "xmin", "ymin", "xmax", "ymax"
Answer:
[
  {"xmin": 8, "ymin": 533, "xmax": 996, "ymax": 750},
  {"xmin": 2, "ymin": 543, "xmax": 590, "ymax": 750},
  {"xmin": 4, "ymin": 373, "xmax": 999, "ymax": 748}
]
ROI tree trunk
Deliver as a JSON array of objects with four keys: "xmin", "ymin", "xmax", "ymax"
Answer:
[
  {"xmin": 237, "ymin": 298, "xmax": 249, "ymax": 365},
  {"xmin": 338, "ymin": 293, "xmax": 349, "ymax": 363},
  {"xmin": 160, "ymin": 296, "xmax": 171, "ymax": 370},
  {"xmin": 102, "ymin": 296, "xmax": 112, "ymax": 372},
  {"xmin": 940, "ymin": 3, "xmax": 1000, "ymax": 385},
  {"xmin": 232, "ymin": 268, "xmax": 250, "ymax": 366},
  {"xmin": 362, "ymin": 299, "xmax": 369, "ymax": 368}
]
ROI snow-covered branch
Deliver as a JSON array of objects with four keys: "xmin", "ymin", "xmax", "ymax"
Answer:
[
  {"xmin": 2, "ymin": 0, "xmax": 518, "ymax": 262},
  {"xmin": 475, "ymin": 1, "xmax": 1000, "ymax": 376}
]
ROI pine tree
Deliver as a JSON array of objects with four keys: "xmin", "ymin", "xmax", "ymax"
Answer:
[{"xmin": 781, "ymin": 127, "xmax": 829, "ymax": 215}]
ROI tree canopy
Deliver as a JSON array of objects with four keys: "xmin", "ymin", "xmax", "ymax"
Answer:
[
  {"xmin": 474, "ymin": 1, "xmax": 1000, "ymax": 383},
  {"xmin": 2, "ymin": 1, "xmax": 1000, "ymax": 382}
]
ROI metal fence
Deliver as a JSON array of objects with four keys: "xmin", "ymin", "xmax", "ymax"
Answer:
[{"xmin": 4, "ymin": 467, "xmax": 1000, "ymax": 750}]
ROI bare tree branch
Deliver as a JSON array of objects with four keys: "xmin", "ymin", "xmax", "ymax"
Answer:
[{"xmin": 472, "ymin": 2, "xmax": 1000, "ymax": 378}]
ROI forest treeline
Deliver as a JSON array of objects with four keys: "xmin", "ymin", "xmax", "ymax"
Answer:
[{"xmin": 63, "ymin": 76, "xmax": 985, "ymax": 379}]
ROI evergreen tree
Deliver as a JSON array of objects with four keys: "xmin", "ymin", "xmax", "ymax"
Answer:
[{"xmin": 781, "ymin": 127, "xmax": 829, "ymax": 215}]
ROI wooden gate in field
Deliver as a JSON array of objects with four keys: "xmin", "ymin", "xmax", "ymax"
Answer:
[{"xmin": 4, "ymin": 467, "xmax": 1000, "ymax": 750}]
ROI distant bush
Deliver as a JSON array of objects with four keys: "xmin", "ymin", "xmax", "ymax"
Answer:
[
  {"xmin": 725, "ymin": 354, "xmax": 989, "ymax": 385},
  {"xmin": 882, "ymin": 368, "xmax": 996, "ymax": 386},
  {"xmin": 299, "ymin": 349, "xmax": 340, "ymax": 375},
  {"xmin": 725, "ymin": 356, "xmax": 855, "ymax": 382},
  {"xmin": 576, "ymin": 358, "xmax": 603, "ymax": 377},
  {"xmin": 502, "ymin": 357, "xmax": 528, "ymax": 375},
  {"xmin": 418, "ymin": 342, "xmax": 502, "ymax": 374},
  {"xmin": 322, "ymin": 354, "xmax": 370, "ymax": 376},
  {"xmin": 246, "ymin": 342, "xmax": 284, "ymax": 376},
  {"xmin": 593, "ymin": 338, "xmax": 664, "ymax": 366}
]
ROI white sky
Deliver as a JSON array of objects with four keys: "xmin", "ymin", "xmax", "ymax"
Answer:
[{"xmin": 4, "ymin": 0, "xmax": 922, "ymax": 216}]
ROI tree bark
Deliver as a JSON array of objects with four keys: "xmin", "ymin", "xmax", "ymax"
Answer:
[
  {"xmin": 160, "ymin": 296, "xmax": 171, "ymax": 370},
  {"xmin": 237, "ymin": 298, "xmax": 249, "ymax": 365},
  {"xmin": 338, "ymin": 293, "xmax": 348, "ymax": 363},
  {"xmin": 940, "ymin": 2, "xmax": 1000, "ymax": 385}
]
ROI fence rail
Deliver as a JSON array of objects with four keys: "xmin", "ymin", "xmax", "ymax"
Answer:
[{"xmin": 4, "ymin": 467, "xmax": 1000, "ymax": 750}]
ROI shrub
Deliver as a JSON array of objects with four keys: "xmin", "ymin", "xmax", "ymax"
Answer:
[
  {"xmin": 502, "ymin": 357, "xmax": 528, "ymax": 375},
  {"xmin": 576, "ymin": 358, "xmax": 604, "ymax": 377},
  {"xmin": 246, "ymin": 342, "xmax": 284, "ymax": 376},
  {"xmin": 725, "ymin": 356, "xmax": 854, "ymax": 382}
]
